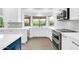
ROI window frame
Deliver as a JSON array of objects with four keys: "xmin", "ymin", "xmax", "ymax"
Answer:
[{"xmin": 24, "ymin": 16, "xmax": 31, "ymax": 26}]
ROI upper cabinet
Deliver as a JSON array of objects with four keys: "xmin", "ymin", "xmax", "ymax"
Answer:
[
  {"xmin": 70, "ymin": 8, "xmax": 79, "ymax": 20},
  {"xmin": 3, "ymin": 8, "xmax": 19, "ymax": 22},
  {"xmin": 2, "ymin": 8, "xmax": 22, "ymax": 28}
]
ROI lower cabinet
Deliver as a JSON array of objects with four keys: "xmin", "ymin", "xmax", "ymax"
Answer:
[
  {"xmin": 62, "ymin": 35, "xmax": 79, "ymax": 50},
  {"xmin": 71, "ymin": 39, "xmax": 79, "ymax": 50},
  {"xmin": 62, "ymin": 35, "xmax": 72, "ymax": 50},
  {"xmin": 3, "ymin": 37, "xmax": 21, "ymax": 50}
]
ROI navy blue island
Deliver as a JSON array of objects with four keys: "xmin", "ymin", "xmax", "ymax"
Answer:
[{"xmin": 0, "ymin": 34, "xmax": 22, "ymax": 50}]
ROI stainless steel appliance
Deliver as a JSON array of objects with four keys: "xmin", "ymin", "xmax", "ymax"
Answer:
[
  {"xmin": 56, "ymin": 29, "xmax": 77, "ymax": 32},
  {"xmin": 52, "ymin": 30, "xmax": 61, "ymax": 50},
  {"xmin": 52, "ymin": 29, "xmax": 77, "ymax": 50},
  {"xmin": 57, "ymin": 8, "xmax": 70, "ymax": 20}
]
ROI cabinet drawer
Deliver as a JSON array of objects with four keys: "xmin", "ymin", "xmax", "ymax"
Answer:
[
  {"xmin": 62, "ymin": 36, "xmax": 72, "ymax": 50},
  {"xmin": 71, "ymin": 41, "xmax": 79, "ymax": 50}
]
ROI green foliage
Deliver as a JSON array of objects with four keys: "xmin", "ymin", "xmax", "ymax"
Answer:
[
  {"xmin": 32, "ymin": 19, "xmax": 46, "ymax": 26},
  {"xmin": 0, "ymin": 17, "xmax": 4, "ymax": 27}
]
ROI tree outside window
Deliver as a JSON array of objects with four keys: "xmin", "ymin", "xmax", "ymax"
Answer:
[
  {"xmin": 32, "ymin": 16, "xmax": 46, "ymax": 26},
  {"xmin": 0, "ymin": 16, "xmax": 4, "ymax": 28}
]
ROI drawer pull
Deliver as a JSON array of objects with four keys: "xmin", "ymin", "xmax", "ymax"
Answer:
[{"xmin": 72, "ymin": 41, "xmax": 79, "ymax": 46}]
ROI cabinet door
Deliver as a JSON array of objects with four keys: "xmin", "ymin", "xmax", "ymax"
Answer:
[
  {"xmin": 62, "ymin": 35, "xmax": 72, "ymax": 50},
  {"xmin": 71, "ymin": 39, "xmax": 79, "ymax": 50},
  {"xmin": 14, "ymin": 37, "xmax": 21, "ymax": 50},
  {"xmin": 71, "ymin": 41, "xmax": 79, "ymax": 50},
  {"xmin": 29, "ymin": 28, "xmax": 40, "ymax": 37},
  {"xmin": 3, "ymin": 37, "xmax": 21, "ymax": 50},
  {"xmin": 70, "ymin": 8, "xmax": 79, "ymax": 20},
  {"xmin": 3, "ymin": 8, "xmax": 18, "ymax": 22}
]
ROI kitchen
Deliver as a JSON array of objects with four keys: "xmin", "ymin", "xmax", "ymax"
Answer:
[{"xmin": 0, "ymin": 8, "xmax": 79, "ymax": 50}]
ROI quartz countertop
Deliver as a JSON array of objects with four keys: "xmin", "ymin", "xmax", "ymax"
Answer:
[
  {"xmin": 62, "ymin": 33, "xmax": 79, "ymax": 39},
  {"xmin": 0, "ymin": 34, "xmax": 22, "ymax": 50},
  {"xmin": 49, "ymin": 27, "xmax": 79, "ymax": 40}
]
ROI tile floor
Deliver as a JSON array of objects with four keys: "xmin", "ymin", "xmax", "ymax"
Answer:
[{"xmin": 21, "ymin": 37, "xmax": 57, "ymax": 50}]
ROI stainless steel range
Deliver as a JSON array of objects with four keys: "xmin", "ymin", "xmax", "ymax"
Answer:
[
  {"xmin": 56, "ymin": 29, "xmax": 77, "ymax": 32},
  {"xmin": 52, "ymin": 30, "xmax": 61, "ymax": 50},
  {"xmin": 52, "ymin": 29, "xmax": 77, "ymax": 50}
]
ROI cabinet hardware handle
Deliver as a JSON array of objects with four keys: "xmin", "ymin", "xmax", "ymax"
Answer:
[{"xmin": 72, "ymin": 41, "xmax": 79, "ymax": 46}]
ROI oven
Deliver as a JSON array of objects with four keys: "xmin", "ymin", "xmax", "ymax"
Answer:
[{"xmin": 52, "ymin": 30, "xmax": 61, "ymax": 50}]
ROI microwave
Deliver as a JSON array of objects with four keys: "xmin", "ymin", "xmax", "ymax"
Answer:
[{"xmin": 57, "ymin": 8, "xmax": 70, "ymax": 21}]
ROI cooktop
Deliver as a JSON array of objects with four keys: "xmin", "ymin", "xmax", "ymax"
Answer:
[{"xmin": 56, "ymin": 29, "xmax": 77, "ymax": 32}]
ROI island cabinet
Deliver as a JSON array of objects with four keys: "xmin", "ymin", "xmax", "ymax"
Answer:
[{"xmin": 3, "ymin": 37, "xmax": 21, "ymax": 50}]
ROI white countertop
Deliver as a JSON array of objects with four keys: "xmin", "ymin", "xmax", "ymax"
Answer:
[
  {"xmin": 49, "ymin": 27, "xmax": 79, "ymax": 40},
  {"xmin": 0, "ymin": 34, "xmax": 22, "ymax": 50},
  {"xmin": 0, "ymin": 27, "xmax": 32, "ymax": 30},
  {"xmin": 62, "ymin": 33, "xmax": 79, "ymax": 39}
]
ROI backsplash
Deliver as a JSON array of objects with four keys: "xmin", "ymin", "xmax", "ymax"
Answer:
[
  {"xmin": 8, "ymin": 22, "xmax": 22, "ymax": 28},
  {"xmin": 55, "ymin": 20, "xmax": 79, "ymax": 31},
  {"xmin": 54, "ymin": 21, "xmax": 66, "ymax": 29}
]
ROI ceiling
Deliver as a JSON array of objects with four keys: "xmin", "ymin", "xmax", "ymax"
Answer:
[{"xmin": 22, "ymin": 8, "xmax": 53, "ymax": 16}]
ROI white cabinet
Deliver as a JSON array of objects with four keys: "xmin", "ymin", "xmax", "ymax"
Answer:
[
  {"xmin": 71, "ymin": 38, "xmax": 79, "ymax": 50},
  {"xmin": 29, "ymin": 28, "xmax": 52, "ymax": 41},
  {"xmin": 3, "ymin": 8, "xmax": 22, "ymax": 28},
  {"xmin": 62, "ymin": 34, "xmax": 79, "ymax": 50},
  {"xmin": 62, "ymin": 35, "xmax": 72, "ymax": 50},
  {"xmin": 0, "ymin": 29, "xmax": 28, "ymax": 43},
  {"xmin": 71, "ymin": 41, "xmax": 79, "ymax": 50},
  {"xmin": 29, "ymin": 28, "xmax": 40, "ymax": 37},
  {"xmin": 3, "ymin": 8, "xmax": 18, "ymax": 22},
  {"xmin": 70, "ymin": 8, "xmax": 79, "ymax": 20}
]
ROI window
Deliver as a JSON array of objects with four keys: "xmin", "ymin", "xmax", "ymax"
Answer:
[
  {"xmin": 32, "ymin": 19, "xmax": 39, "ymax": 26},
  {"xmin": 39, "ymin": 19, "xmax": 46, "ymax": 26},
  {"xmin": 0, "ymin": 16, "xmax": 4, "ymax": 27},
  {"xmin": 24, "ymin": 16, "xmax": 30, "ymax": 26},
  {"xmin": 32, "ymin": 16, "xmax": 46, "ymax": 26}
]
